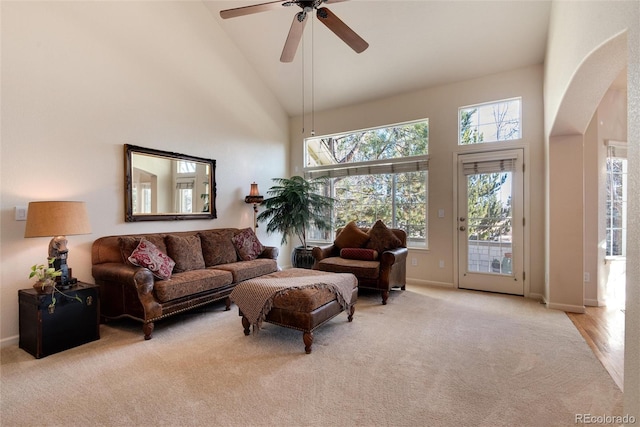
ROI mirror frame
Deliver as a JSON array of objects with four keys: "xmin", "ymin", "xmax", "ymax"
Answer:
[{"xmin": 124, "ymin": 144, "xmax": 217, "ymax": 222}]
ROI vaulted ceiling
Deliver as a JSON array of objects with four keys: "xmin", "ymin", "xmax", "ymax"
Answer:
[{"xmin": 205, "ymin": 1, "xmax": 552, "ymax": 117}]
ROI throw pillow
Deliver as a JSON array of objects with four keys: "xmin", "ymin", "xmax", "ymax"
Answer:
[
  {"xmin": 165, "ymin": 234, "xmax": 206, "ymax": 273},
  {"xmin": 128, "ymin": 238, "xmax": 175, "ymax": 280},
  {"xmin": 119, "ymin": 235, "xmax": 167, "ymax": 263},
  {"xmin": 340, "ymin": 248, "xmax": 379, "ymax": 261},
  {"xmin": 365, "ymin": 220, "xmax": 402, "ymax": 253},
  {"xmin": 334, "ymin": 221, "xmax": 369, "ymax": 249},
  {"xmin": 199, "ymin": 229, "xmax": 238, "ymax": 266},
  {"xmin": 232, "ymin": 228, "xmax": 264, "ymax": 261}
]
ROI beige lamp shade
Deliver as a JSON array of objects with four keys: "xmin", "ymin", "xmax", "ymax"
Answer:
[{"xmin": 24, "ymin": 201, "xmax": 91, "ymax": 238}]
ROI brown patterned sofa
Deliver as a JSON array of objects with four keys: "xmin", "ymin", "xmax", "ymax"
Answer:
[
  {"xmin": 91, "ymin": 228, "xmax": 279, "ymax": 339},
  {"xmin": 312, "ymin": 220, "xmax": 407, "ymax": 305}
]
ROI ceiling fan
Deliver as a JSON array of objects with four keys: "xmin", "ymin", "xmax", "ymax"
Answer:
[{"xmin": 219, "ymin": 0, "xmax": 369, "ymax": 63}]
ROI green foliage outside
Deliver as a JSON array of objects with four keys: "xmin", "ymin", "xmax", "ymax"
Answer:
[
  {"xmin": 461, "ymin": 109, "xmax": 511, "ymax": 241},
  {"xmin": 313, "ymin": 122, "xmax": 428, "ymax": 242}
]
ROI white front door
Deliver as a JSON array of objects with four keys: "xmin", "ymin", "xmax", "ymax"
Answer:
[{"xmin": 457, "ymin": 149, "xmax": 524, "ymax": 295}]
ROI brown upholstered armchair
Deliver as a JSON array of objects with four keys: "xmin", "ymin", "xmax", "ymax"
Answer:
[{"xmin": 311, "ymin": 221, "xmax": 408, "ymax": 305}]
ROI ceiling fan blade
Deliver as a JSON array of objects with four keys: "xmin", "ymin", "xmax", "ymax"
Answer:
[
  {"xmin": 323, "ymin": 0, "xmax": 351, "ymax": 4},
  {"xmin": 220, "ymin": 1, "xmax": 284, "ymax": 19},
  {"xmin": 280, "ymin": 12, "xmax": 308, "ymax": 63},
  {"xmin": 316, "ymin": 7, "xmax": 368, "ymax": 54}
]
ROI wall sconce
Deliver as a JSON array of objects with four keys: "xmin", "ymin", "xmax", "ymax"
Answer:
[
  {"xmin": 24, "ymin": 201, "xmax": 92, "ymax": 288},
  {"xmin": 244, "ymin": 182, "xmax": 264, "ymax": 230}
]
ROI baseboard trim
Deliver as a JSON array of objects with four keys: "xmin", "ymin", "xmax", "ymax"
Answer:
[
  {"xmin": 546, "ymin": 302, "xmax": 586, "ymax": 313},
  {"xmin": 1, "ymin": 335, "xmax": 19, "ymax": 349},
  {"xmin": 406, "ymin": 278, "xmax": 455, "ymax": 288}
]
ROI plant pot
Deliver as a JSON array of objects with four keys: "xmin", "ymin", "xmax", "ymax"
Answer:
[
  {"xmin": 33, "ymin": 280, "xmax": 54, "ymax": 294},
  {"xmin": 291, "ymin": 246, "xmax": 315, "ymax": 269}
]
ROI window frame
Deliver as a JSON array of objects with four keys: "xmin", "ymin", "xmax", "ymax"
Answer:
[
  {"xmin": 458, "ymin": 97, "xmax": 522, "ymax": 145},
  {"xmin": 303, "ymin": 119, "xmax": 429, "ymax": 249}
]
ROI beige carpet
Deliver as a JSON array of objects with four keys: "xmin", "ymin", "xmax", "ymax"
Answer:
[{"xmin": 1, "ymin": 285, "xmax": 622, "ymax": 427}]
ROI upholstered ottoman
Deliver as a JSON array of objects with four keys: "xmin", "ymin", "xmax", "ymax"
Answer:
[{"xmin": 230, "ymin": 268, "xmax": 357, "ymax": 354}]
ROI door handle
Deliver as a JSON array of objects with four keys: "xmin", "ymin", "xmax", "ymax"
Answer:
[
  {"xmin": 459, "ymin": 217, "xmax": 466, "ymax": 222},
  {"xmin": 459, "ymin": 226, "xmax": 466, "ymax": 231}
]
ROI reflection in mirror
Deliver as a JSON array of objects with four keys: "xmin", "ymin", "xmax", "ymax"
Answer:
[{"xmin": 125, "ymin": 145, "xmax": 216, "ymax": 222}]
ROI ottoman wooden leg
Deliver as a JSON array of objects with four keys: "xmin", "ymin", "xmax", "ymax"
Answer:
[
  {"xmin": 348, "ymin": 305, "xmax": 355, "ymax": 322},
  {"xmin": 242, "ymin": 316, "xmax": 251, "ymax": 336},
  {"xmin": 303, "ymin": 331, "xmax": 314, "ymax": 354}
]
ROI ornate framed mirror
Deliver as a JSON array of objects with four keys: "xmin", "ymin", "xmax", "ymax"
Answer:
[{"xmin": 124, "ymin": 144, "xmax": 216, "ymax": 222}]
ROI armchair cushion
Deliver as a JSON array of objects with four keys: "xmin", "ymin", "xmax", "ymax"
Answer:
[
  {"xmin": 365, "ymin": 220, "xmax": 402, "ymax": 253},
  {"xmin": 316, "ymin": 257, "xmax": 380, "ymax": 280},
  {"xmin": 340, "ymin": 248, "xmax": 379, "ymax": 261},
  {"xmin": 334, "ymin": 221, "xmax": 369, "ymax": 249}
]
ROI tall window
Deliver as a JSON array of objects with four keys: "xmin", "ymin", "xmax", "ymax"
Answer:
[
  {"xmin": 606, "ymin": 143, "xmax": 627, "ymax": 257},
  {"xmin": 459, "ymin": 98, "xmax": 521, "ymax": 144},
  {"xmin": 304, "ymin": 120, "xmax": 429, "ymax": 248}
]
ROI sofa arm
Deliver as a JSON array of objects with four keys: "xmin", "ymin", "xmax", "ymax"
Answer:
[
  {"xmin": 92, "ymin": 262, "xmax": 161, "ymax": 321},
  {"xmin": 311, "ymin": 244, "xmax": 339, "ymax": 269},
  {"xmin": 260, "ymin": 246, "xmax": 279, "ymax": 260}
]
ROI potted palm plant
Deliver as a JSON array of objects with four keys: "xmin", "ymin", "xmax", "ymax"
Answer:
[{"xmin": 257, "ymin": 176, "xmax": 334, "ymax": 268}]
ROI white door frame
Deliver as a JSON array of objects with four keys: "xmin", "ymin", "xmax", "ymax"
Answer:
[{"xmin": 452, "ymin": 145, "xmax": 531, "ymax": 297}]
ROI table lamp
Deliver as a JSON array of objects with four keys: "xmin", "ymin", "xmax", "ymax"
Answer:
[
  {"xmin": 24, "ymin": 201, "xmax": 91, "ymax": 288},
  {"xmin": 244, "ymin": 182, "xmax": 264, "ymax": 230}
]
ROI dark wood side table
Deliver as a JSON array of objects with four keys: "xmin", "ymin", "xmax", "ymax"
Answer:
[{"xmin": 19, "ymin": 282, "xmax": 100, "ymax": 359}]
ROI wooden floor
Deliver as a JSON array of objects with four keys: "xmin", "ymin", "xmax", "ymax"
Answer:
[{"xmin": 567, "ymin": 305, "xmax": 625, "ymax": 391}]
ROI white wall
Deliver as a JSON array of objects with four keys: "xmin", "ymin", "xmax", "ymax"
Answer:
[
  {"xmin": 289, "ymin": 65, "xmax": 546, "ymax": 298},
  {"xmin": 544, "ymin": 0, "xmax": 639, "ymax": 420},
  {"xmin": 0, "ymin": 1, "xmax": 290, "ymax": 344}
]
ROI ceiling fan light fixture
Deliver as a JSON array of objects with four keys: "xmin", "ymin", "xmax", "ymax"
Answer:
[{"xmin": 219, "ymin": 0, "xmax": 368, "ymax": 62}]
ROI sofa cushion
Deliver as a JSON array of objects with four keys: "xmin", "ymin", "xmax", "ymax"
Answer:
[
  {"xmin": 213, "ymin": 258, "xmax": 278, "ymax": 283},
  {"xmin": 365, "ymin": 220, "xmax": 402, "ymax": 253},
  {"xmin": 232, "ymin": 228, "xmax": 264, "ymax": 261},
  {"xmin": 334, "ymin": 221, "xmax": 369, "ymax": 249},
  {"xmin": 316, "ymin": 256, "xmax": 380, "ymax": 280},
  {"xmin": 199, "ymin": 229, "xmax": 238, "ymax": 266},
  {"xmin": 154, "ymin": 269, "xmax": 234, "ymax": 303},
  {"xmin": 127, "ymin": 239, "xmax": 175, "ymax": 280},
  {"xmin": 165, "ymin": 234, "xmax": 206, "ymax": 273},
  {"xmin": 119, "ymin": 235, "xmax": 167, "ymax": 263},
  {"xmin": 340, "ymin": 248, "xmax": 379, "ymax": 261}
]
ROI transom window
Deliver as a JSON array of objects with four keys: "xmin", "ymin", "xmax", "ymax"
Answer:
[
  {"xmin": 304, "ymin": 120, "xmax": 429, "ymax": 248},
  {"xmin": 459, "ymin": 98, "xmax": 521, "ymax": 144}
]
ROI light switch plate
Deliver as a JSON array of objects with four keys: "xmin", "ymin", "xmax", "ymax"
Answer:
[{"xmin": 15, "ymin": 206, "xmax": 27, "ymax": 221}]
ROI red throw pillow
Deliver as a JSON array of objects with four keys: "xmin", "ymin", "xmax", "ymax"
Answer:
[
  {"xmin": 340, "ymin": 248, "xmax": 379, "ymax": 261},
  {"xmin": 128, "ymin": 238, "xmax": 175, "ymax": 280},
  {"xmin": 232, "ymin": 228, "xmax": 265, "ymax": 261}
]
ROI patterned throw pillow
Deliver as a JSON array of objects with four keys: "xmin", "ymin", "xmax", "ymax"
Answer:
[
  {"xmin": 232, "ymin": 228, "xmax": 265, "ymax": 261},
  {"xmin": 127, "ymin": 238, "xmax": 175, "ymax": 280},
  {"xmin": 334, "ymin": 221, "xmax": 370, "ymax": 249},
  {"xmin": 119, "ymin": 235, "xmax": 167, "ymax": 262},
  {"xmin": 165, "ymin": 234, "xmax": 206, "ymax": 273},
  {"xmin": 199, "ymin": 229, "xmax": 238, "ymax": 266},
  {"xmin": 340, "ymin": 248, "xmax": 379, "ymax": 261},
  {"xmin": 365, "ymin": 220, "xmax": 402, "ymax": 253}
]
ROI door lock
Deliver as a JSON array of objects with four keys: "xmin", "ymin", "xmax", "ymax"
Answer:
[
  {"xmin": 459, "ymin": 217, "xmax": 466, "ymax": 222},
  {"xmin": 459, "ymin": 226, "xmax": 466, "ymax": 231}
]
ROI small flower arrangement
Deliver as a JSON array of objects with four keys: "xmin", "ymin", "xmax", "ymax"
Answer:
[{"xmin": 29, "ymin": 258, "xmax": 81, "ymax": 311}]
